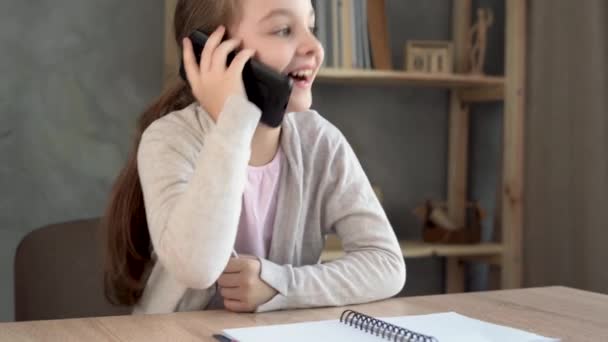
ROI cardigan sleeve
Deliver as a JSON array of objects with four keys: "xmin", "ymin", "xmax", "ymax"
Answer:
[
  {"xmin": 138, "ymin": 95, "xmax": 261, "ymax": 290},
  {"xmin": 256, "ymin": 132, "xmax": 405, "ymax": 312}
]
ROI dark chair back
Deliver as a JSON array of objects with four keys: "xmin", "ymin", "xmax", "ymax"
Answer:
[{"xmin": 14, "ymin": 219, "xmax": 132, "ymax": 321}]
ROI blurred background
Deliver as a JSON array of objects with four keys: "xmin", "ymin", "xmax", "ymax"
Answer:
[{"xmin": 1, "ymin": 0, "xmax": 607, "ymax": 322}]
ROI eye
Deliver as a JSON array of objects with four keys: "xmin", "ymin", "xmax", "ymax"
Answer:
[
  {"xmin": 309, "ymin": 25, "xmax": 318, "ymax": 36},
  {"xmin": 273, "ymin": 26, "xmax": 292, "ymax": 37}
]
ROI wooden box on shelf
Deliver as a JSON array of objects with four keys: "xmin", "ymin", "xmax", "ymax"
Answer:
[
  {"xmin": 405, "ymin": 40, "xmax": 454, "ymax": 74},
  {"xmin": 414, "ymin": 200, "xmax": 483, "ymax": 244}
]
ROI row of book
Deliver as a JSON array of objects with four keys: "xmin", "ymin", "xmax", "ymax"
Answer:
[{"xmin": 312, "ymin": 0, "xmax": 392, "ymax": 70}]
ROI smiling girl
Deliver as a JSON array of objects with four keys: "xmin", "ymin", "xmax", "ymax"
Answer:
[{"xmin": 104, "ymin": 0, "xmax": 405, "ymax": 314}]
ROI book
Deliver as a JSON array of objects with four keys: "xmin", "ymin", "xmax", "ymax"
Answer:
[
  {"xmin": 332, "ymin": 0, "xmax": 341, "ymax": 67},
  {"xmin": 341, "ymin": 0, "xmax": 353, "ymax": 68},
  {"xmin": 214, "ymin": 310, "xmax": 559, "ymax": 342},
  {"xmin": 314, "ymin": 0, "xmax": 328, "ymax": 67},
  {"xmin": 367, "ymin": 0, "xmax": 392, "ymax": 69},
  {"xmin": 313, "ymin": 0, "xmax": 376, "ymax": 70},
  {"xmin": 361, "ymin": 0, "xmax": 372, "ymax": 68},
  {"xmin": 353, "ymin": 0, "xmax": 363, "ymax": 68}
]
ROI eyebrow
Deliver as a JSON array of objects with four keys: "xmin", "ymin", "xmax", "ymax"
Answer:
[{"xmin": 258, "ymin": 8, "xmax": 316, "ymax": 23}]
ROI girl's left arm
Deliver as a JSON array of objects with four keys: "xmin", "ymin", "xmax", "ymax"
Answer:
[{"xmin": 255, "ymin": 134, "xmax": 406, "ymax": 312}]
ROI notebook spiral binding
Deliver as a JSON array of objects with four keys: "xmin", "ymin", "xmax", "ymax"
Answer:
[{"xmin": 340, "ymin": 310, "xmax": 439, "ymax": 342}]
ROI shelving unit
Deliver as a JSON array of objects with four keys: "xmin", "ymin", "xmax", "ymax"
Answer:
[
  {"xmin": 163, "ymin": 0, "xmax": 526, "ymax": 293},
  {"xmin": 317, "ymin": 68, "xmax": 504, "ymax": 88},
  {"xmin": 318, "ymin": 0, "xmax": 526, "ymax": 293},
  {"xmin": 317, "ymin": 69, "xmax": 505, "ymax": 102},
  {"xmin": 321, "ymin": 235, "xmax": 503, "ymax": 262},
  {"xmin": 317, "ymin": 68, "xmax": 505, "ymax": 102}
]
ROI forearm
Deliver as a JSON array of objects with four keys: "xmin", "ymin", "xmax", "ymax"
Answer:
[{"xmin": 139, "ymin": 96, "xmax": 261, "ymax": 289}]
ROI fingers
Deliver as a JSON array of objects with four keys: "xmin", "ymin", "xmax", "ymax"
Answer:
[
  {"xmin": 224, "ymin": 299, "xmax": 253, "ymax": 313},
  {"xmin": 219, "ymin": 286, "xmax": 241, "ymax": 301},
  {"xmin": 200, "ymin": 26, "xmax": 226, "ymax": 72},
  {"xmin": 217, "ymin": 272, "xmax": 241, "ymax": 288},
  {"xmin": 228, "ymin": 49, "xmax": 256, "ymax": 74},
  {"xmin": 181, "ymin": 37, "xmax": 200, "ymax": 87},
  {"xmin": 211, "ymin": 38, "xmax": 242, "ymax": 71},
  {"xmin": 223, "ymin": 257, "xmax": 248, "ymax": 273}
]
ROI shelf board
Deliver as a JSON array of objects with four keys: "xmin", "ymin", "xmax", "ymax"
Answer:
[
  {"xmin": 316, "ymin": 68, "xmax": 505, "ymax": 100},
  {"xmin": 321, "ymin": 237, "xmax": 504, "ymax": 262}
]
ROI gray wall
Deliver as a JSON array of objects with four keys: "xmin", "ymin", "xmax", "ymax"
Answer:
[
  {"xmin": 525, "ymin": 0, "xmax": 608, "ymax": 294},
  {"xmin": 0, "ymin": 0, "xmax": 503, "ymax": 321},
  {"xmin": 0, "ymin": 1, "xmax": 163, "ymax": 321}
]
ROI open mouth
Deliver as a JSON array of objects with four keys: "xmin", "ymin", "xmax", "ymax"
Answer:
[{"xmin": 288, "ymin": 69, "xmax": 314, "ymax": 83}]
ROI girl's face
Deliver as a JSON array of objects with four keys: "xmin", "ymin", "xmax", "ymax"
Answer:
[{"xmin": 231, "ymin": 0, "xmax": 324, "ymax": 114}]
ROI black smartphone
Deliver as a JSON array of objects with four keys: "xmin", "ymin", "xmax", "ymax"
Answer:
[{"xmin": 180, "ymin": 30, "xmax": 293, "ymax": 128}]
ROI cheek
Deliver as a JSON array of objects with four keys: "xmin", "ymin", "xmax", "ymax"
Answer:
[
  {"xmin": 233, "ymin": 29, "xmax": 296, "ymax": 73},
  {"xmin": 255, "ymin": 49, "xmax": 294, "ymax": 73}
]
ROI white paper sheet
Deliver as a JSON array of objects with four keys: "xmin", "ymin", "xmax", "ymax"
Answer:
[{"xmin": 221, "ymin": 312, "xmax": 560, "ymax": 342}]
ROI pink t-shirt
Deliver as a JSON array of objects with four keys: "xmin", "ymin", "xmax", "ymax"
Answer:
[{"xmin": 233, "ymin": 148, "xmax": 283, "ymax": 258}]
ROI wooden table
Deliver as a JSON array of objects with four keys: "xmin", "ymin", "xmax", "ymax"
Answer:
[{"xmin": 1, "ymin": 287, "xmax": 607, "ymax": 341}]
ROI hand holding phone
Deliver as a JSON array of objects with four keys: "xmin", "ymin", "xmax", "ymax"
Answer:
[
  {"xmin": 181, "ymin": 26, "xmax": 256, "ymax": 122},
  {"xmin": 181, "ymin": 27, "xmax": 293, "ymax": 127}
]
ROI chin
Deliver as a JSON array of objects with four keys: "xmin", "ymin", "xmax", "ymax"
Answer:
[{"xmin": 285, "ymin": 92, "xmax": 312, "ymax": 113}]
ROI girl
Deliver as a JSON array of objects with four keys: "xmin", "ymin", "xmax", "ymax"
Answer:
[{"xmin": 104, "ymin": 0, "xmax": 405, "ymax": 314}]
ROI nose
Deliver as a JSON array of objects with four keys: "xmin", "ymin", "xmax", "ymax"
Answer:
[{"xmin": 297, "ymin": 30, "xmax": 324, "ymax": 60}]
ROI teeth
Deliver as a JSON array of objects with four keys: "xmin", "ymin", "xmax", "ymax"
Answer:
[{"xmin": 290, "ymin": 69, "xmax": 313, "ymax": 78}]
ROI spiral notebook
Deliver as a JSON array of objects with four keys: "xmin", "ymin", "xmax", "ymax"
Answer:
[{"xmin": 214, "ymin": 310, "xmax": 559, "ymax": 342}]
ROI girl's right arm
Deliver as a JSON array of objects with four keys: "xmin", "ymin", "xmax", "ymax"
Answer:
[{"xmin": 137, "ymin": 26, "xmax": 259, "ymax": 290}]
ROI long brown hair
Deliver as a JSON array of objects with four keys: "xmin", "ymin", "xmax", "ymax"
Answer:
[{"xmin": 103, "ymin": 0, "xmax": 240, "ymax": 306}]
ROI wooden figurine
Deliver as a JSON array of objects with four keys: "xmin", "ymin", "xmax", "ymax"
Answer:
[
  {"xmin": 468, "ymin": 8, "xmax": 494, "ymax": 74},
  {"xmin": 405, "ymin": 41, "xmax": 454, "ymax": 74},
  {"xmin": 413, "ymin": 200, "xmax": 485, "ymax": 244}
]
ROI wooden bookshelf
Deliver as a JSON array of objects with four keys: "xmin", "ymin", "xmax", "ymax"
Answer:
[
  {"xmin": 321, "ymin": 235, "xmax": 503, "ymax": 262},
  {"xmin": 314, "ymin": 0, "xmax": 525, "ymax": 293},
  {"xmin": 317, "ymin": 68, "xmax": 504, "ymax": 89},
  {"xmin": 317, "ymin": 68, "xmax": 505, "ymax": 102}
]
